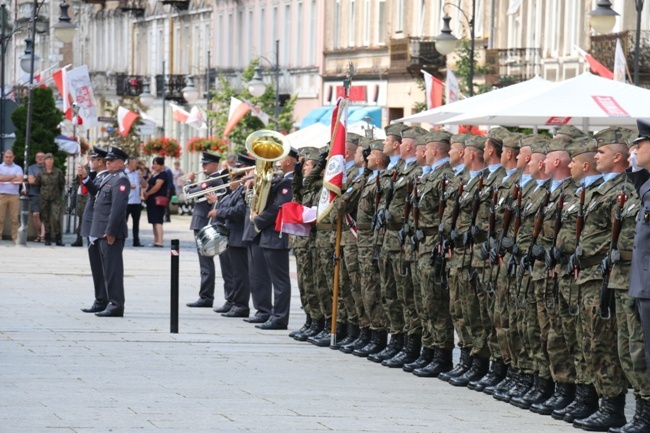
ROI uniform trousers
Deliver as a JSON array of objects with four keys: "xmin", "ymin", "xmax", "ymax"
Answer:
[
  {"xmin": 194, "ymin": 229, "xmax": 216, "ymax": 302},
  {"xmin": 97, "ymin": 237, "xmax": 125, "ymax": 311},
  {"xmin": 219, "ymin": 250, "xmax": 235, "ymax": 305},
  {"xmin": 357, "ymin": 240, "xmax": 386, "ymax": 331},
  {"xmin": 247, "ymin": 237, "xmax": 272, "ymax": 317},
  {"xmin": 227, "ymin": 246, "xmax": 250, "ymax": 311},
  {"xmin": 261, "ymin": 247, "xmax": 291, "ymax": 326},
  {"xmin": 293, "ymin": 245, "xmax": 321, "ymax": 320},
  {"xmin": 88, "ymin": 240, "xmax": 107, "ymax": 305},
  {"xmin": 418, "ymin": 254, "xmax": 454, "ymax": 350},
  {"xmin": 615, "ymin": 291, "xmax": 650, "ymax": 400}
]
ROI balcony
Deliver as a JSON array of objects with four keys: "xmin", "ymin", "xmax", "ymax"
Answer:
[
  {"xmin": 591, "ymin": 30, "xmax": 650, "ymax": 88},
  {"xmin": 161, "ymin": 0, "xmax": 189, "ymax": 10},
  {"xmin": 484, "ymin": 48, "xmax": 542, "ymax": 87},
  {"xmin": 155, "ymin": 74, "xmax": 189, "ymax": 104},
  {"xmin": 116, "ymin": 74, "xmax": 145, "ymax": 97},
  {"xmin": 389, "ymin": 37, "xmax": 446, "ymax": 78},
  {"xmin": 118, "ymin": 0, "xmax": 146, "ymax": 17}
]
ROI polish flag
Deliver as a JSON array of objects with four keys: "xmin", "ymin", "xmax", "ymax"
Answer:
[
  {"xmin": 576, "ymin": 46, "xmax": 614, "ymax": 79},
  {"xmin": 186, "ymin": 105, "xmax": 208, "ymax": 130},
  {"xmin": 170, "ymin": 102, "xmax": 190, "ymax": 123},
  {"xmin": 316, "ymin": 96, "xmax": 347, "ymax": 223},
  {"xmin": 52, "ymin": 67, "xmax": 73, "ymax": 120},
  {"xmin": 117, "ymin": 106, "xmax": 139, "ymax": 137},
  {"xmin": 223, "ymin": 97, "xmax": 251, "ymax": 137},
  {"xmin": 423, "ymin": 70, "xmax": 443, "ymax": 109},
  {"xmin": 275, "ymin": 202, "xmax": 317, "ymax": 236}
]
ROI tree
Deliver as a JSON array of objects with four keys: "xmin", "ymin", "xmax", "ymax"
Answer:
[
  {"xmin": 454, "ymin": 39, "xmax": 490, "ymax": 96},
  {"xmin": 95, "ymin": 97, "xmax": 146, "ymax": 157},
  {"xmin": 11, "ymin": 87, "xmax": 65, "ymax": 169},
  {"xmin": 208, "ymin": 61, "xmax": 296, "ymax": 153}
]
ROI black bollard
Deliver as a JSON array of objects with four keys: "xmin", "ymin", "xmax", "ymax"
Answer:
[{"xmin": 170, "ymin": 239, "xmax": 179, "ymax": 333}]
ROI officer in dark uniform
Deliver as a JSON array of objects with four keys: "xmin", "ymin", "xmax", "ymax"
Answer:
[
  {"xmin": 78, "ymin": 147, "xmax": 110, "ymax": 313},
  {"xmin": 186, "ymin": 152, "xmax": 224, "ymax": 308},
  {"xmin": 252, "ymin": 147, "xmax": 298, "ymax": 330},
  {"xmin": 90, "ymin": 147, "xmax": 130, "ymax": 317}
]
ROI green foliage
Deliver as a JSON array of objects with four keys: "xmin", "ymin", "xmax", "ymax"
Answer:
[
  {"xmin": 454, "ymin": 39, "xmax": 489, "ymax": 96},
  {"xmin": 96, "ymin": 97, "xmax": 146, "ymax": 157},
  {"xmin": 412, "ymin": 77, "xmax": 427, "ymax": 114},
  {"xmin": 11, "ymin": 87, "xmax": 65, "ymax": 169},
  {"xmin": 208, "ymin": 60, "xmax": 296, "ymax": 148}
]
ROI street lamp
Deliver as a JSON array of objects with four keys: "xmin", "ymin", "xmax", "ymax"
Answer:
[
  {"xmin": 435, "ymin": 1, "xmax": 476, "ymax": 96},
  {"xmin": 181, "ymin": 75, "xmax": 200, "ymax": 104},
  {"xmin": 17, "ymin": 0, "xmax": 77, "ymax": 246},
  {"xmin": 247, "ymin": 39, "xmax": 281, "ymax": 131},
  {"xmin": 139, "ymin": 81, "xmax": 154, "ymax": 108},
  {"xmin": 19, "ymin": 39, "xmax": 41, "ymax": 74}
]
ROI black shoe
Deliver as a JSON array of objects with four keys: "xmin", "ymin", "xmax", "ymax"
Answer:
[
  {"xmin": 449, "ymin": 357, "xmax": 489, "ymax": 387},
  {"xmin": 331, "ymin": 324, "xmax": 359, "ymax": 350},
  {"xmin": 81, "ymin": 302, "xmax": 108, "ymax": 313},
  {"xmin": 353, "ymin": 330, "xmax": 387, "ymax": 357},
  {"xmin": 500, "ymin": 373, "xmax": 533, "ymax": 403},
  {"xmin": 403, "ymin": 347, "xmax": 435, "ymax": 373},
  {"xmin": 256, "ymin": 320, "xmax": 288, "ymax": 330},
  {"xmin": 530, "ymin": 382, "xmax": 574, "ymax": 416},
  {"xmin": 186, "ymin": 298, "xmax": 214, "ymax": 308},
  {"xmin": 368, "ymin": 333, "xmax": 404, "ymax": 363},
  {"xmin": 222, "ymin": 309, "xmax": 250, "ymax": 318},
  {"xmin": 133, "ymin": 242, "xmax": 144, "ymax": 247},
  {"xmin": 211, "ymin": 302, "xmax": 232, "ymax": 312},
  {"xmin": 308, "ymin": 320, "xmax": 332, "ymax": 347},
  {"xmin": 611, "ymin": 396, "xmax": 650, "ymax": 433},
  {"xmin": 413, "ymin": 349, "xmax": 454, "ymax": 378},
  {"xmin": 439, "ymin": 348, "xmax": 471, "ymax": 382},
  {"xmin": 71, "ymin": 236, "xmax": 83, "ymax": 247},
  {"xmin": 245, "ymin": 315, "xmax": 270, "ymax": 324},
  {"xmin": 469, "ymin": 359, "xmax": 506, "ymax": 392},
  {"xmin": 95, "ymin": 308, "xmax": 124, "ymax": 317},
  {"xmin": 289, "ymin": 316, "xmax": 312, "ymax": 339},
  {"xmin": 511, "ymin": 375, "xmax": 554, "ymax": 410},
  {"xmin": 555, "ymin": 384, "xmax": 599, "ymax": 423},
  {"xmin": 297, "ymin": 318, "xmax": 324, "ymax": 342},
  {"xmin": 573, "ymin": 394, "xmax": 626, "ymax": 431},
  {"xmin": 44, "ymin": 234, "xmax": 52, "ymax": 246},
  {"xmin": 341, "ymin": 328, "xmax": 371, "ymax": 354},
  {"xmin": 382, "ymin": 334, "xmax": 421, "ymax": 368}
]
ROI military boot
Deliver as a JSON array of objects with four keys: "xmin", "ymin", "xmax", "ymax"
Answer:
[
  {"xmin": 530, "ymin": 382, "xmax": 575, "ymax": 416},
  {"xmin": 353, "ymin": 330, "xmax": 387, "ymax": 357},
  {"xmin": 512, "ymin": 374, "xmax": 554, "ymax": 410},
  {"xmin": 413, "ymin": 348, "xmax": 453, "ymax": 378},
  {"xmin": 485, "ymin": 367, "xmax": 516, "ymax": 396},
  {"xmin": 55, "ymin": 234, "xmax": 65, "ymax": 246},
  {"xmin": 439, "ymin": 348, "xmax": 471, "ymax": 382},
  {"xmin": 383, "ymin": 334, "xmax": 421, "ymax": 368},
  {"xmin": 321, "ymin": 322, "xmax": 346, "ymax": 349},
  {"xmin": 332, "ymin": 324, "xmax": 359, "ymax": 350},
  {"xmin": 449, "ymin": 356, "xmax": 489, "ymax": 387},
  {"xmin": 611, "ymin": 396, "xmax": 650, "ymax": 433},
  {"xmin": 403, "ymin": 347, "xmax": 434, "ymax": 373},
  {"xmin": 297, "ymin": 317, "xmax": 324, "ymax": 342},
  {"xmin": 368, "ymin": 333, "xmax": 403, "ymax": 363},
  {"xmin": 554, "ymin": 384, "xmax": 599, "ymax": 423},
  {"xmin": 469, "ymin": 359, "xmax": 506, "ymax": 392},
  {"xmin": 341, "ymin": 327, "xmax": 369, "ymax": 354},
  {"xmin": 573, "ymin": 393, "xmax": 626, "ymax": 431},
  {"xmin": 495, "ymin": 372, "xmax": 532, "ymax": 402},
  {"xmin": 44, "ymin": 234, "xmax": 52, "ymax": 246},
  {"xmin": 289, "ymin": 315, "xmax": 312, "ymax": 339},
  {"xmin": 71, "ymin": 234, "xmax": 83, "ymax": 247},
  {"xmin": 308, "ymin": 320, "xmax": 332, "ymax": 347}
]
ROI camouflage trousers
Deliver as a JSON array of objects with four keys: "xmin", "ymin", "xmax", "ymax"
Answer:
[
  {"xmin": 418, "ymin": 255, "xmax": 454, "ymax": 350},
  {"xmin": 492, "ymin": 261, "xmax": 513, "ymax": 365},
  {"xmin": 341, "ymin": 243, "xmax": 368, "ymax": 328},
  {"xmin": 448, "ymin": 267, "xmax": 471, "ymax": 349},
  {"xmin": 579, "ymin": 279, "xmax": 626, "ymax": 398},
  {"xmin": 378, "ymin": 248, "xmax": 406, "ymax": 335},
  {"xmin": 458, "ymin": 265, "xmax": 491, "ymax": 359},
  {"xmin": 615, "ymin": 290, "xmax": 650, "ymax": 399},
  {"xmin": 509, "ymin": 269, "xmax": 537, "ymax": 376},
  {"xmin": 557, "ymin": 275, "xmax": 585, "ymax": 384},
  {"xmin": 401, "ymin": 257, "xmax": 420, "ymax": 337},
  {"xmin": 315, "ymin": 232, "xmax": 334, "ymax": 320},
  {"xmin": 40, "ymin": 198, "xmax": 62, "ymax": 237},
  {"xmin": 293, "ymin": 246, "xmax": 322, "ymax": 320},
  {"xmin": 357, "ymin": 241, "xmax": 386, "ymax": 331}
]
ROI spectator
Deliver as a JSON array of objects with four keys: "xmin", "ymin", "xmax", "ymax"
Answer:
[
  {"xmin": 27, "ymin": 151, "xmax": 45, "ymax": 242},
  {"xmin": 125, "ymin": 157, "xmax": 147, "ymax": 247},
  {"xmin": 34, "ymin": 153, "xmax": 65, "ymax": 246},
  {"xmin": 0, "ymin": 149, "xmax": 23, "ymax": 242},
  {"xmin": 142, "ymin": 156, "xmax": 169, "ymax": 247}
]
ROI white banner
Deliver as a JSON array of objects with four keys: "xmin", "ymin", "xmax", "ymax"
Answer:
[
  {"xmin": 66, "ymin": 65, "xmax": 98, "ymax": 128},
  {"xmin": 614, "ymin": 39, "xmax": 626, "ymax": 83}
]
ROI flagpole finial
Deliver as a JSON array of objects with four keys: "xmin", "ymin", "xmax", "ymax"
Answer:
[{"xmin": 343, "ymin": 62, "xmax": 354, "ymax": 92}]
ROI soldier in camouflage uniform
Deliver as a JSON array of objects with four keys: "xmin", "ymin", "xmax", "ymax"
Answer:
[
  {"xmin": 374, "ymin": 126, "xmax": 425, "ymax": 368},
  {"xmin": 405, "ymin": 131, "xmax": 456, "ymax": 377},
  {"xmin": 352, "ymin": 140, "xmax": 390, "ymax": 357},
  {"xmin": 34, "ymin": 153, "xmax": 66, "ymax": 246},
  {"xmin": 565, "ymin": 128, "xmax": 637, "ymax": 431},
  {"xmin": 289, "ymin": 148, "xmax": 323, "ymax": 341}
]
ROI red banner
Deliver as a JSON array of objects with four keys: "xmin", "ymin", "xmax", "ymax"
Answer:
[{"xmin": 336, "ymin": 85, "xmax": 366, "ymax": 102}]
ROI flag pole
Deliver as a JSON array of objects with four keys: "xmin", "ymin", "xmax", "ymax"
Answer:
[{"xmin": 330, "ymin": 62, "xmax": 353, "ymax": 347}]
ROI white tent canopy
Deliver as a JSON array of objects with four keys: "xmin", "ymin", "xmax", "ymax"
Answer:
[
  {"xmin": 392, "ymin": 75, "xmax": 552, "ymax": 125},
  {"xmin": 442, "ymin": 72, "xmax": 645, "ymax": 129},
  {"xmin": 285, "ymin": 122, "xmax": 330, "ymax": 149}
]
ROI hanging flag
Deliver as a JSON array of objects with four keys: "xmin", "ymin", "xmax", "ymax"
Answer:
[
  {"xmin": 422, "ymin": 70, "xmax": 443, "ymax": 109},
  {"xmin": 446, "ymin": 69, "xmax": 459, "ymax": 104},
  {"xmin": 316, "ymin": 97, "xmax": 347, "ymax": 223},
  {"xmin": 186, "ymin": 105, "xmax": 208, "ymax": 130},
  {"xmin": 576, "ymin": 45, "xmax": 614, "ymax": 80},
  {"xmin": 138, "ymin": 109, "xmax": 162, "ymax": 126},
  {"xmin": 117, "ymin": 106, "xmax": 139, "ymax": 137},
  {"xmin": 613, "ymin": 39, "xmax": 626, "ymax": 82},
  {"xmin": 52, "ymin": 67, "xmax": 73, "ymax": 120},
  {"xmin": 275, "ymin": 202, "xmax": 317, "ymax": 236},
  {"xmin": 66, "ymin": 65, "xmax": 98, "ymax": 127},
  {"xmin": 243, "ymin": 99, "xmax": 271, "ymax": 125},
  {"xmin": 170, "ymin": 102, "xmax": 190, "ymax": 123},
  {"xmin": 223, "ymin": 97, "xmax": 251, "ymax": 137}
]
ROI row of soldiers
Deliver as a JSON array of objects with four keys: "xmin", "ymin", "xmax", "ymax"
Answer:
[{"xmin": 289, "ymin": 122, "xmax": 649, "ymax": 433}]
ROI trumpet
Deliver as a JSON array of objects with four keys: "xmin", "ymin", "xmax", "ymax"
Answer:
[{"xmin": 182, "ymin": 166, "xmax": 254, "ymax": 196}]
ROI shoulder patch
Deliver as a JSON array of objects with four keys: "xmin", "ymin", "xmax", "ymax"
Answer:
[
  {"xmin": 119, "ymin": 184, "xmax": 127, "ymax": 192},
  {"xmin": 282, "ymin": 188, "xmax": 289, "ymax": 195},
  {"xmin": 201, "ymin": 182, "xmax": 208, "ymax": 189}
]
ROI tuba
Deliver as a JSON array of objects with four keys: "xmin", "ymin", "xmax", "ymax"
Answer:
[{"xmin": 245, "ymin": 129, "xmax": 291, "ymax": 215}]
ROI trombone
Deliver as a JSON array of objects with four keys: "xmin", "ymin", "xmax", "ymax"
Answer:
[
  {"xmin": 182, "ymin": 166, "xmax": 254, "ymax": 197},
  {"xmin": 183, "ymin": 167, "xmax": 256, "ymax": 203}
]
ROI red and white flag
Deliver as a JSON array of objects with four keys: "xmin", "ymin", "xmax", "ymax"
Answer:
[
  {"xmin": 275, "ymin": 202, "xmax": 317, "ymax": 236},
  {"xmin": 187, "ymin": 105, "xmax": 208, "ymax": 130},
  {"xmin": 423, "ymin": 70, "xmax": 443, "ymax": 109},
  {"xmin": 170, "ymin": 102, "xmax": 190, "ymax": 123},
  {"xmin": 52, "ymin": 67, "xmax": 73, "ymax": 120},
  {"xmin": 66, "ymin": 65, "xmax": 98, "ymax": 127},
  {"xmin": 243, "ymin": 99, "xmax": 271, "ymax": 125},
  {"xmin": 613, "ymin": 39, "xmax": 627, "ymax": 83},
  {"xmin": 576, "ymin": 45, "xmax": 614, "ymax": 79},
  {"xmin": 117, "ymin": 106, "xmax": 139, "ymax": 137},
  {"xmin": 316, "ymin": 97, "xmax": 347, "ymax": 223},
  {"xmin": 223, "ymin": 97, "xmax": 251, "ymax": 137}
]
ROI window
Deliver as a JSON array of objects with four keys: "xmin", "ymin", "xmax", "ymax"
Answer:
[
  {"xmin": 218, "ymin": 14, "xmax": 224, "ymax": 65},
  {"xmin": 227, "ymin": 13, "xmax": 233, "ymax": 66},
  {"xmin": 309, "ymin": 0, "xmax": 317, "ymax": 63},
  {"xmin": 363, "ymin": 0, "xmax": 370, "ymax": 46},
  {"xmin": 334, "ymin": 0, "xmax": 341, "ymax": 49},
  {"xmin": 283, "ymin": 4, "xmax": 291, "ymax": 66},
  {"xmin": 237, "ymin": 10, "xmax": 243, "ymax": 68},
  {"xmin": 296, "ymin": 2, "xmax": 303, "ymax": 65},
  {"xmin": 349, "ymin": 0, "xmax": 356, "ymax": 47},
  {"xmin": 377, "ymin": 0, "xmax": 386, "ymax": 45},
  {"xmin": 395, "ymin": 0, "xmax": 404, "ymax": 34},
  {"xmin": 258, "ymin": 8, "xmax": 265, "ymax": 56}
]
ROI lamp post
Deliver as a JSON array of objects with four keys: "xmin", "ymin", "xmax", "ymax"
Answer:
[
  {"xmin": 434, "ymin": 1, "xmax": 476, "ymax": 96},
  {"xmin": 16, "ymin": 0, "xmax": 76, "ymax": 246},
  {"xmin": 247, "ymin": 39, "xmax": 280, "ymax": 131}
]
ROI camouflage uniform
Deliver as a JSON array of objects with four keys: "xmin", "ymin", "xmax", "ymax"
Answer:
[{"xmin": 35, "ymin": 167, "xmax": 65, "ymax": 240}]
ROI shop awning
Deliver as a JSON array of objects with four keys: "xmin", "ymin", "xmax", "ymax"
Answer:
[
  {"xmin": 300, "ymin": 106, "xmax": 335, "ymax": 129},
  {"xmin": 300, "ymin": 105, "xmax": 382, "ymax": 129}
]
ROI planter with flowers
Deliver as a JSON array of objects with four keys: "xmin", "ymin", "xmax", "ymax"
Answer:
[
  {"xmin": 186, "ymin": 136, "xmax": 230, "ymax": 154},
  {"xmin": 142, "ymin": 137, "xmax": 181, "ymax": 159}
]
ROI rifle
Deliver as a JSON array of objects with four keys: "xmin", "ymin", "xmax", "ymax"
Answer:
[
  {"xmin": 431, "ymin": 174, "xmax": 448, "ymax": 284},
  {"xmin": 441, "ymin": 181, "xmax": 463, "ymax": 258},
  {"xmin": 411, "ymin": 179, "xmax": 424, "ymax": 252},
  {"xmin": 398, "ymin": 179, "xmax": 414, "ymax": 250},
  {"xmin": 488, "ymin": 183, "xmax": 519, "ymax": 291},
  {"xmin": 516, "ymin": 189, "xmax": 551, "ymax": 307},
  {"xmin": 566, "ymin": 186, "xmax": 585, "ymax": 316},
  {"xmin": 480, "ymin": 186, "xmax": 499, "ymax": 294},
  {"xmin": 462, "ymin": 174, "xmax": 484, "ymax": 288},
  {"xmin": 545, "ymin": 191, "xmax": 565, "ymax": 310},
  {"xmin": 375, "ymin": 170, "xmax": 398, "ymax": 233},
  {"xmin": 506, "ymin": 185, "xmax": 523, "ymax": 306},
  {"xmin": 371, "ymin": 174, "xmax": 382, "ymax": 231},
  {"xmin": 599, "ymin": 189, "xmax": 627, "ymax": 319}
]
